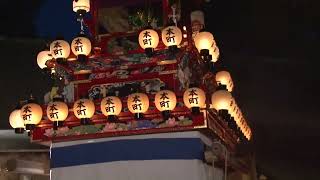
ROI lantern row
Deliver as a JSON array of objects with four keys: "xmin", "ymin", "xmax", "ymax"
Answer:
[
  {"xmin": 37, "ymin": 26, "xmax": 220, "ymax": 71},
  {"xmin": 10, "ymin": 87, "xmax": 250, "ymax": 140}
]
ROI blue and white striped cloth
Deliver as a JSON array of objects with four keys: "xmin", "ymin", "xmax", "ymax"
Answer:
[{"xmin": 50, "ymin": 131, "xmax": 223, "ymax": 180}]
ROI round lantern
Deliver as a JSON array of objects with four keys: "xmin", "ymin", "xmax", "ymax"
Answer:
[
  {"xmin": 138, "ymin": 28, "xmax": 159, "ymax": 57},
  {"xmin": 37, "ymin": 50, "xmax": 52, "ymax": 69},
  {"xmin": 71, "ymin": 35, "xmax": 92, "ymax": 62},
  {"xmin": 161, "ymin": 26, "xmax": 182, "ymax": 52},
  {"xmin": 215, "ymin": 71, "xmax": 234, "ymax": 92},
  {"xmin": 101, "ymin": 96, "xmax": 122, "ymax": 122},
  {"xmin": 127, "ymin": 93, "xmax": 149, "ymax": 119},
  {"xmin": 21, "ymin": 102, "xmax": 43, "ymax": 130},
  {"xmin": 183, "ymin": 87, "xmax": 206, "ymax": 114},
  {"xmin": 9, "ymin": 109, "xmax": 25, "ymax": 134},
  {"xmin": 73, "ymin": 0, "xmax": 90, "ymax": 16},
  {"xmin": 194, "ymin": 31, "xmax": 214, "ymax": 57},
  {"xmin": 209, "ymin": 45, "xmax": 219, "ymax": 63},
  {"xmin": 211, "ymin": 90, "xmax": 233, "ymax": 122},
  {"xmin": 155, "ymin": 90, "xmax": 177, "ymax": 119},
  {"xmin": 50, "ymin": 39, "xmax": 70, "ymax": 64},
  {"xmin": 73, "ymin": 98, "xmax": 95, "ymax": 125},
  {"xmin": 47, "ymin": 100, "xmax": 69, "ymax": 129}
]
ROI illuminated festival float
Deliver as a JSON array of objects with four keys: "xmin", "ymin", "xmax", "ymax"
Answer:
[{"xmin": 9, "ymin": 0, "xmax": 254, "ymax": 180}]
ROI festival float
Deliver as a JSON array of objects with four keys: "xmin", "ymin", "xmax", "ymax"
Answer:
[{"xmin": 9, "ymin": 0, "xmax": 254, "ymax": 180}]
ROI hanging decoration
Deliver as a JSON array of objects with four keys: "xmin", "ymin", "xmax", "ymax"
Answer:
[
  {"xmin": 46, "ymin": 99, "xmax": 69, "ymax": 129},
  {"xmin": 12, "ymin": 0, "xmax": 253, "ymax": 148},
  {"xmin": 73, "ymin": 98, "xmax": 95, "ymax": 125},
  {"xmin": 50, "ymin": 38, "xmax": 70, "ymax": 64},
  {"xmin": 138, "ymin": 28, "xmax": 159, "ymax": 57},
  {"xmin": 101, "ymin": 96, "xmax": 122, "ymax": 122},
  {"xmin": 9, "ymin": 107, "xmax": 25, "ymax": 134},
  {"xmin": 154, "ymin": 90, "xmax": 177, "ymax": 120},
  {"xmin": 183, "ymin": 87, "xmax": 206, "ymax": 114},
  {"xmin": 127, "ymin": 93, "xmax": 150, "ymax": 120},
  {"xmin": 21, "ymin": 97, "xmax": 43, "ymax": 130}
]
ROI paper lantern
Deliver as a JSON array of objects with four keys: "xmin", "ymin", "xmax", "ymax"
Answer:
[
  {"xmin": 37, "ymin": 50, "xmax": 52, "ymax": 69},
  {"xmin": 73, "ymin": 98, "xmax": 95, "ymax": 124},
  {"xmin": 101, "ymin": 96, "xmax": 122, "ymax": 119},
  {"xmin": 127, "ymin": 93, "xmax": 149, "ymax": 119},
  {"xmin": 211, "ymin": 90, "xmax": 233, "ymax": 111},
  {"xmin": 183, "ymin": 87, "xmax": 206, "ymax": 114},
  {"xmin": 155, "ymin": 90, "xmax": 177, "ymax": 112},
  {"xmin": 183, "ymin": 88, "xmax": 206, "ymax": 109},
  {"xmin": 138, "ymin": 29, "xmax": 159, "ymax": 57},
  {"xmin": 161, "ymin": 26, "xmax": 182, "ymax": 48},
  {"xmin": 50, "ymin": 39, "xmax": 70, "ymax": 60},
  {"xmin": 215, "ymin": 71, "xmax": 234, "ymax": 92},
  {"xmin": 194, "ymin": 31, "xmax": 214, "ymax": 56},
  {"xmin": 71, "ymin": 36, "xmax": 92, "ymax": 58},
  {"xmin": 209, "ymin": 45, "xmax": 219, "ymax": 63},
  {"xmin": 9, "ymin": 109, "xmax": 25, "ymax": 133},
  {"xmin": 73, "ymin": 0, "xmax": 90, "ymax": 14},
  {"xmin": 46, "ymin": 101, "xmax": 69, "ymax": 122},
  {"xmin": 21, "ymin": 103, "xmax": 43, "ymax": 130}
]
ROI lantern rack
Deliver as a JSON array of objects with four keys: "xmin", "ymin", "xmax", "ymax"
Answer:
[{"xmin": 9, "ymin": 0, "xmax": 252, "ymax": 161}]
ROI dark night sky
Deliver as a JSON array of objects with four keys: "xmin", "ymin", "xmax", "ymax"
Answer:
[{"xmin": 1, "ymin": 0, "xmax": 320, "ymax": 179}]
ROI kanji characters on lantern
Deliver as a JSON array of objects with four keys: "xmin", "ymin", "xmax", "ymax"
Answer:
[
  {"xmin": 127, "ymin": 93, "xmax": 149, "ymax": 119},
  {"xmin": 154, "ymin": 90, "xmax": 177, "ymax": 120},
  {"xmin": 161, "ymin": 26, "xmax": 182, "ymax": 52},
  {"xmin": 73, "ymin": 98, "xmax": 95, "ymax": 125},
  {"xmin": 71, "ymin": 34, "xmax": 92, "ymax": 62},
  {"xmin": 47, "ymin": 99, "xmax": 69, "ymax": 129},
  {"xmin": 101, "ymin": 96, "xmax": 122, "ymax": 122},
  {"xmin": 138, "ymin": 29, "xmax": 159, "ymax": 57},
  {"xmin": 50, "ymin": 39, "xmax": 70, "ymax": 64},
  {"xmin": 183, "ymin": 87, "xmax": 206, "ymax": 114},
  {"xmin": 21, "ymin": 98, "xmax": 43, "ymax": 130}
]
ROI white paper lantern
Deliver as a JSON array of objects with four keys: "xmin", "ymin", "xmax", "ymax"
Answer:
[
  {"xmin": 73, "ymin": 0, "xmax": 90, "ymax": 14},
  {"xmin": 37, "ymin": 50, "xmax": 52, "ymax": 69},
  {"xmin": 46, "ymin": 101, "xmax": 69, "ymax": 122},
  {"xmin": 161, "ymin": 26, "xmax": 182, "ymax": 47},
  {"xmin": 50, "ymin": 39, "xmax": 70, "ymax": 59},
  {"xmin": 101, "ymin": 96, "xmax": 122, "ymax": 116},
  {"xmin": 138, "ymin": 29, "xmax": 159, "ymax": 49},
  {"xmin": 73, "ymin": 98, "xmax": 95, "ymax": 119},
  {"xmin": 71, "ymin": 36, "xmax": 92, "ymax": 56},
  {"xmin": 154, "ymin": 90, "xmax": 177, "ymax": 112}
]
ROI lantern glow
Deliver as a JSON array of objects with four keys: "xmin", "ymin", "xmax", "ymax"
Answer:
[
  {"xmin": 211, "ymin": 90, "xmax": 232, "ymax": 111},
  {"xmin": 183, "ymin": 87, "xmax": 206, "ymax": 114},
  {"xmin": 47, "ymin": 101, "xmax": 69, "ymax": 121},
  {"xmin": 73, "ymin": 0, "xmax": 90, "ymax": 14},
  {"xmin": 209, "ymin": 45, "xmax": 219, "ymax": 63},
  {"xmin": 71, "ymin": 35, "xmax": 92, "ymax": 62},
  {"xmin": 101, "ymin": 96, "xmax": 122, "ymax": 121},
  {"xmin": 9, "ymin": 109, "xmax": 25, "ymax": 133},
  {"xmin": 73, "ymin": 98, "xmax": 95, "ymax": 124},
  {"xmin": 138, "ymin": 29, "xmax": 159, "ymax": 57},
  {"xmin": 50, "ymin": 39, "xmax": 71, "ymax": 62},
  {"xmin": 127, "ymin": 93, "xmax": 149, "ymax": 119},
  {"xmin": 37, "ymin": 50, "xmax": 52, "ymax": 69},
  {"xmin": 21, "ymin": 103, "xmax": 43, "ymax": 130},
  {"xmin": 215, "ymin": 71, "xmax": 234, "ymax": 92},
  {"xmin": 194, "ymin": 31, "xmax": 214, "ymax": 56},
  {"xmin": 161, "ymin": 26, "xmax": 182, "ymax": 48}
]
